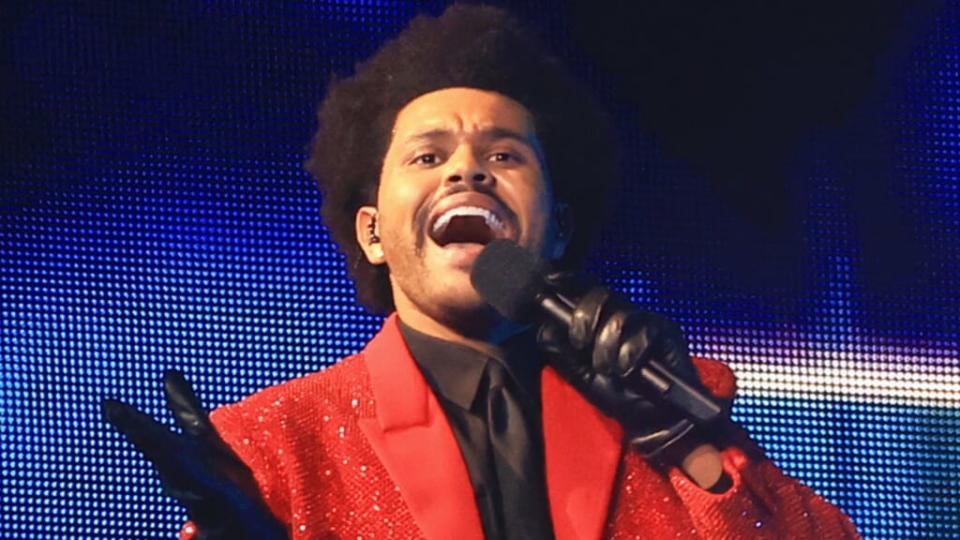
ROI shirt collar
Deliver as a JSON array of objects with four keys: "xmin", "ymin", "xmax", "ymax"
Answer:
[{"xmin": 398, "ymin": 319, "xmax": 542, "ymax": 412}]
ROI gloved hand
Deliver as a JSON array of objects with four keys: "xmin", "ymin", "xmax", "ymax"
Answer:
[
  {"xmin": 536, "ymin": 272, "xmax": 728, "ymax": 458},
  {"xmin": 102, "ymin": 370, "xmax": 287, "ymax": 540}
]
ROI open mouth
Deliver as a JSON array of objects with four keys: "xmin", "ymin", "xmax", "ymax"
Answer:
[{"xmin": 429, "ymin": 205, "xmax": 508, "ymax": 247}]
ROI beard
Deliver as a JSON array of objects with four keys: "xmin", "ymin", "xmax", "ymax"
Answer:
[{"xmin": 386, "ymin": 237, "xmax": 512, "ymax": 342}]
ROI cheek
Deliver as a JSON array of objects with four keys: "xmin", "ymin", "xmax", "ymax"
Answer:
[
  {"xmin": 512, "ymin": 179, "xmax": 554, "ymax": 235},
  {"xmin": 378, "ymin": 174, "xmax": 433, "ymax": 239}
]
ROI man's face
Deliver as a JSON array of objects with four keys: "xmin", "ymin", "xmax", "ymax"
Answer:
[{"xmin": 356, "ymin": 87, "xmax": 564, "ymax": 332}]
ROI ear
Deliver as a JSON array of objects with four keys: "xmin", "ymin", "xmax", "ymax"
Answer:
[
  {"xmin": 355, "ymin": 206, "xmax": 386, "ymax": 265},
  {"xmin": 548, "ymin": 201, "xmax": 573, "ymax": 261}
]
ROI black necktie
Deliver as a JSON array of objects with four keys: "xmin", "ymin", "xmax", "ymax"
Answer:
[{"xmin": 485, "ymin": 360, "xmax": 554, "ymax": 539}]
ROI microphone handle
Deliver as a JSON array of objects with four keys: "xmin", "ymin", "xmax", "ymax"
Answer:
[
  {"xmin": 637, "ymin": 362, "xmax": 723, "ymax": 424},
  {"xmin": 538, "ymin": 291, "xmax": 575, "ymax": 326},
  {"xmin": 538, "ymin": 290, "xmax": 723, "ymax": 425}
]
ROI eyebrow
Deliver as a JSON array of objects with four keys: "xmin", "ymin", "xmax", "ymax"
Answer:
[{"xmin": 404, "ymin": 127, "xmax": 535, "ymax": 147}]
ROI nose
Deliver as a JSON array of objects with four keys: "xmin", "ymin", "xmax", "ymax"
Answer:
[
  {"xmin": 445, "ymin": 147, "xmax": 493, "ymax": 187},
  {"xmin": 448, "ymin": 171, "xmax": 488, "ymax": 183}
]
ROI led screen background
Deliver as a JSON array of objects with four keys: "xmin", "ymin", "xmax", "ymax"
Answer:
[{"xmin": 2, "ymin": 1, "xmax": 958, "ymax": 538}]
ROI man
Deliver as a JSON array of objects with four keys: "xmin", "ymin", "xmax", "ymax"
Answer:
[{"xmin": 104, "ymin": 5, "xmax": 859, "ymax": 539}]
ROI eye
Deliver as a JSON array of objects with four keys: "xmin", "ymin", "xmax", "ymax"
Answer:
[
  {"xmin": 409, "ymin": 150, "xmax": 450, "ymax": 168},
  {"xmin": 489, "ymin": 151, "xmax": 520, "ymax": 163},
  {"xmin": 411, "ymin": 153, "xmax": 439, "ymax": 166}
]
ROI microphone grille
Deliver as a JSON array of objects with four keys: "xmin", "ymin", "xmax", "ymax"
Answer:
[{"xmin": 470, "ymin": 239, "xmax": 547, "ymax": 321}]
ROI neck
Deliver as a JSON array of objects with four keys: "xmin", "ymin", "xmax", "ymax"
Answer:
[{"xmin": 394, "ymin": 301, "xmax": 527, "ymax": 359}]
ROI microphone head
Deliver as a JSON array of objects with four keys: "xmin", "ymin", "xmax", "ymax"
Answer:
[{"xmin": 470, "ymin": 239, "xmax": 547, "ymax": 321}]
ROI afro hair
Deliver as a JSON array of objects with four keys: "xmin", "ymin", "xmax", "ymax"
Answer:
[{"xmin": 306, "ymin": 3, "xmax": 619, "ymax": 314}]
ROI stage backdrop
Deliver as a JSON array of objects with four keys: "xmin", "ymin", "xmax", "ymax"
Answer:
[{"xmin": 2, "ymin": 1, "xmax": 958, "ymax": 538}]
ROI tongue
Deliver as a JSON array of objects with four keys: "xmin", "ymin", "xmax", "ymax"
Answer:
[{"xmin": 436, "ymin": 215, "xmax": 494, "ymax": 246}]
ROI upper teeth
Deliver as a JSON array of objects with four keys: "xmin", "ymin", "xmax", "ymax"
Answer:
[{"xmin": 432, "ymin": 206, "xmax": 505, "ymax": 234}]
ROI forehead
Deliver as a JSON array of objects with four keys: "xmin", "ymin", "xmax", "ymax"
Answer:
[{"xmin": 391, "ymin": 87, "xmax": 536, "ymax": 138}]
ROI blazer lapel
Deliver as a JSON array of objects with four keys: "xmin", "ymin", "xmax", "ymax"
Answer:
[
  {"xmin": 357, "ymin": 314, "xmax": 485, "ymax": 540},
  {"xmin": 541, "ymin": 367, "xmax": 624, "ymax": 540}
]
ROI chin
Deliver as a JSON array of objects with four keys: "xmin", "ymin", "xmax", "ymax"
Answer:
[
  {"xmin": 438, "ymin": 282, "xmax": 488, "ymax": 313},
  {"xmin": 427, "ymin": 281, "xmax": 498, "ymax": 328}
]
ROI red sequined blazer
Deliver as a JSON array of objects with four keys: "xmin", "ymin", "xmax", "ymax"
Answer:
[{"xmin": 181, "ymin": 314, "xmax": 858, "ymax": 539}]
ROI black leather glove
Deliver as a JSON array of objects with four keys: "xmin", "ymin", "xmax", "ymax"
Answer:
[
  {"xmin": 537, "ymin": 272, "xmax": 727, "ymax": 457},
  {"xmin": 102, "ymin": 370, "xmax": 287, "ymax": 540}
]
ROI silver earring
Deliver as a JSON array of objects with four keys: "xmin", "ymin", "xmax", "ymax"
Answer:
[{"xmin": 368, "ymin": 217, "xmax": 380, "ymax": 244}]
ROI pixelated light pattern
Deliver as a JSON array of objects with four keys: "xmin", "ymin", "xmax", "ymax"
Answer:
[{"xmin": 1, "ymin": 1, "xmax": 958, "ymax": 539}]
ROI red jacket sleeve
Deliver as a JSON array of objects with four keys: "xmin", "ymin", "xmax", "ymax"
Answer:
[{"xmin": 665, "ymin": 358, "xmax": 860, "ymax": 539}]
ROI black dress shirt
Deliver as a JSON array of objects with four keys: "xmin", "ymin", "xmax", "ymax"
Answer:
[{"xmin": 398, "ymin": 320, "xmax": 555, "ymax": 540}]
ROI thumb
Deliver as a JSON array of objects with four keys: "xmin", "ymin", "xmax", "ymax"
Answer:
[{"xmin": 536, "ymin": 319, "xmax": 570, "ymax": 357}]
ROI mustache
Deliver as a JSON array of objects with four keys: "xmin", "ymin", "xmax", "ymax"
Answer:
[{"xmin": 413, "ymin": 184, "xmax": 516, "ymax": 254}]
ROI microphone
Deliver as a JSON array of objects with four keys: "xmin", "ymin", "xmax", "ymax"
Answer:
[{"xmin": 470, "ymin": 239, "xmax": 723, "ymax": 426}]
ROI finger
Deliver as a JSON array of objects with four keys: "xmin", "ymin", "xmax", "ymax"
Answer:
[
  {"xmin": 593, "ymin": 308, "xmax": 631, "ymax": 375},
  {"xmin": 102, "ymin": 398, "xmax": 182, "ymax": 467},
  {"xmin": 539, "ymin": 325, "xmax": 586, "ymax": 381},
  {"xmin": 647, "ymin": 321, "xmax": 697, "ymax": 381},
  {"xmin": 165, "ymin": 371, "xmax": 243, "ymax": 465},
  {"xmin": 107, "ymin": 398, "xmax": 243, "ymax": 505},
  {"xmin": 163, "ymin": 370, "xmax": 214, "ymax": 438},
  {"xmin": 616, "ymin": 313, "xmax": 654, "ymax": 378},
  {"xmin": 536, "ymin": 319, "xmax": 571, "ymax": 356},
  {"xmin": 569, "ymin": 287, "xmax": 609, "ymax": 351},
  {"xmin": 653, "ymin": 335, "xmax": 695, "ymax": 379}
]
